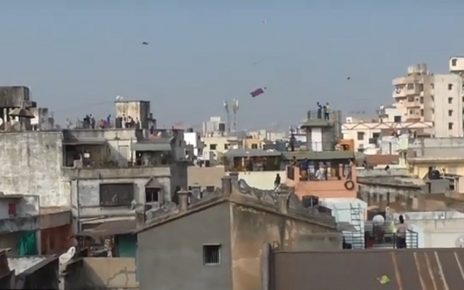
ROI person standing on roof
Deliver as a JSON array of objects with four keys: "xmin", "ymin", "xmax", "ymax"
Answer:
[
  {"xmin": 396, "ymin": 215, "xmax": 407, "ymax": 249},
  {"xmin": 274, "ymin": 173, "xmax": 281, "ymax": 190},
  {"xmin": 325, "ymin": 102, "xmax": 331, "ymax": 120}
]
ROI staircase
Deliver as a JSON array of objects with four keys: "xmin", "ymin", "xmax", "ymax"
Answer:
[{"xmin": 348, "ymin": 203, "xmax": 364, "ymax": 249}]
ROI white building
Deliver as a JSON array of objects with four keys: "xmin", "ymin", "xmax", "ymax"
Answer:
[
  {"xmin": 392, "ymin": 64, "xmax": 464, "ymax": 137},
  {"xmin": 342, "ymin": 117, "xmax": 433, "ymax": 154},
  {"xmin": 202, "ymin": 116, "xmax": 226, "ymax": 137},
  {"xmin": 183, "ymin": 130, "xmax": 203, "ymax": 159}
]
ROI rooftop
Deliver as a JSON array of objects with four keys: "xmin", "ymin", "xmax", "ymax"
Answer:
[
  {"xmin": 272, "ymin": 248, "xmax": 464, "ymax": 290},
  {"xmin": 137, "ymin": 178, "xmax": 337, "ymax": 234}
]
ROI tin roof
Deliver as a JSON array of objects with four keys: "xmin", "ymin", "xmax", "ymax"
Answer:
[{"xmin": 273, "ymin": 248, "xmax": 464, "ymax": 290}]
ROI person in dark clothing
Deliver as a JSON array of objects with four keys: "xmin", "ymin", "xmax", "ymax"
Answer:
[
  {"xmin": 317, "ymin": 102, "xmax": 322, "ymax": 119},
  {"xmin": 396, "ymin": 215, "xmax": 407, "ymax": 249},
  {"xmin": 274, "ymin": 173, "xmax": 281, "ymax": 189}
]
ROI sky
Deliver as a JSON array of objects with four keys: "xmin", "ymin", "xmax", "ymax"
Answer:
[{"xmin": 0, "ymin": 0, "xmax": 463, "ymax": 130}]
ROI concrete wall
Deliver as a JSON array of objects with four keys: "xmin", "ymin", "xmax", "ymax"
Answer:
[
  {"xmin": 230, "ymin": 203, "xmax": 340, "ymax": 290},
  {"xmin": 0, "ymin": 195, "xmax": 39, "ymax": 219},
  {"xmin": 115, "ymin": 101, "xmax": 150, "ymax": 130},
  {"xmin": 394, "ymin": 211, "xmax": 464, "ymax": 248},
  {"xmin": 65, "ymin": 257, "xmax": 138, "ymax": 290},
  {"xmin": 0, "ymin": 132, "xmax": 68, "ymax": 207},
  {"xmin": 188, "ymin": 166, "xmax": 225, "ymax": 189},
  {"xmin": 237, "ymin": 170, "xmax": 285, "ymax": 190},
  {"xmin": 64, "ymin": 129, "xmax": 142, "ymax": 166},
  {"xmin": 137, "ymin": 203, "xmax": 232, "ymax": 290}
]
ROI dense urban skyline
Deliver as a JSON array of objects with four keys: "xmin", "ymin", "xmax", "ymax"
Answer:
[{"xmin": 0, "ymin": 0, "xmax": 463, "ymax": 129}]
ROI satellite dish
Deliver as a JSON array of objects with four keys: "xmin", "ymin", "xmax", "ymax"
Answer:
[
  {"xmin": 455, "ymin": 235, "xmax": 464, "ymax": 248},
  {"xmin": 59, "ymin": 246, "xmax": 76, "ymax": 265}
]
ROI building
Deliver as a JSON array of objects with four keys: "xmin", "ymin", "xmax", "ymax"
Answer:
[
  {"xmin": 114, "ymin": 99, "xmax": 155, "ymax": 130},
  {"xmin": 406, "ymin": 137, "xmax": 464, "ymax": 179},
  {"xmin": 62, "ymin": 128, "xmax": 188, "ymax": 232},
  {"xmin": 201, "ymin": 116, "xmax": 226, "ymax": 137},
  {"xmin": 0, "ymin": 86, "xmax": 53, "ymax": 132},
  {"xmin": 299, "ymin": 109, "xmax": 342, "ymax": 151},
  {"xmin": 183, "ymin": 129, "xmax": 203, "ymax": 160},
  {"xmin": 342, "ymin": 117, "xmax": 433, "ymax": 154},
  {"xmin": 136, "ymin": 176, "xmax": 341, "ymax": 290},
  {"xmin": 201, "ymin": 134, "xmax": 241, "ymax": 165},
  {"xmin": 0, "ymin": 193, "xmax": 71, "ymax": 256},
  {"xmin": 392, "ymin": 64, "xmax": 464, "ymax": 137}
]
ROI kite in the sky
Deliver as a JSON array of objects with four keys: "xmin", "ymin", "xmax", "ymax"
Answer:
[
  {"xmin": 347, "ymin": 76, "xmax": 351, "ymax": 80},
  {"xmin": 250, "ymin": 87, "xmax": 266, "ymax": 98},
  {"xmin": 142, "ymin": 42, "xmax": 149, "ymax": 45}
]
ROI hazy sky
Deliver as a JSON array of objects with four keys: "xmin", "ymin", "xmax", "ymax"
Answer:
[{"xmin": 0, "ymin": 0, "xmax": 463, "ymax": 130}]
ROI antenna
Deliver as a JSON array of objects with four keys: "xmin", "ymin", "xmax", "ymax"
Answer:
[
  {"xmin": 224, "ymin": 100, "xmax": 230, "ymax": 134},
  {"xmin": 232, "ymin": 98, "xmax": 239, "ymax": 131}
]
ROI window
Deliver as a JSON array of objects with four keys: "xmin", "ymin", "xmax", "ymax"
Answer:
[
  {"xmin": 145, "ymin": 187, "xmax": 160, "ymax": 203},
  {"xmin": 432, "ymin": 108, "xmax": 435, "ymax": 114},
  {"xmin": 421, "ymin": 109, "xmax": 424, "ymax": 116},
  {"xmin": 251, "ymin": 144, "xmax": 258, "ymax": 149},
  {"xmin": 452, "ymin": 59, "xmax": 457, "ymax": 66},
  {"xmin": 357, "ymin": 132, "xmax": 365, "ymax": 141},
  {"xmin": 407, "ymin": 83, "xmax": 414, "ymax": 90},
  {"xmin": 203, "ymin": 244, "xmax": 221, "ymax": 265},
  {"xmin": 394, "ymin": 116, "xmax": 401, "ymax": 123},
  {"xmin": 420, "ymin": 97, "xmax": 424, "ymax": 104},
  {"xmin": 409, "ymin": 110, "xmax": 413, "ymax": 114},
  {"xmin": 418, "ymin": 84, "xmax": 424, "ymax": 91},
  {"xmin": 431, "ymin": 95, "xmax": 434, "ymax": 101},
  {"xmin": 99, "ymin": 183, "xmax": 134, "ymax": 207},
  {"xmin": 449, "ymin": 110, "xmax": 453, "ymax": 117},
  {"xmin": 210, "ymin": 144, "xmax": 217, "ymax": 150},
  {"xmin": 448, "ymin": 97, "xmax": 453, "ymax": 104},
  {"xmin": 449, "ymin": 122, "xmax": 454, "ymax": 130},
  {"xmin": 431, "ymin": 83, "xmax": 434, "ymax": 89},
  {"xmin": 407, "ymin": 96, "xmax": 414, "ymax": 102},
  {"xmin": 448, "ymin": 84, "xmax": 453, "ymax": 90},
  {"xmin": 224, "ymin": 144, "xmax": 229, "ymax": 150}
]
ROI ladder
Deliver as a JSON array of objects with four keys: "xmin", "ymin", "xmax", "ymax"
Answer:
[{"xmin": 349, "ymin": 203, "xmax": 365, "ymax": 249}]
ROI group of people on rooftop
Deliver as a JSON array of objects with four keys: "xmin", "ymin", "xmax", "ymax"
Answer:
[{"xmin": 316, "ymin": 102, "xmax": 331, "ymax": 120}]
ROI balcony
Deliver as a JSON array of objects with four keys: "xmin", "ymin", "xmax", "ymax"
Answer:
[{"xmin": 286, "ymin": 165, "xmax": 358, "ymax": 199}]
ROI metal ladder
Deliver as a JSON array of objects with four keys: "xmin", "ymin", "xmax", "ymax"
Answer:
[{"xmin": 349, "ymin": 203, "xmax": 365, "ymax": 249}]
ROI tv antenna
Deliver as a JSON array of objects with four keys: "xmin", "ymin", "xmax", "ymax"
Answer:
[{"xmin": 232, "ymin": 98, "xmax": 239, "ymax": 132}]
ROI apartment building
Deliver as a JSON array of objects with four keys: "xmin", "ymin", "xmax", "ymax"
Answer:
[{"xmin": 392, "ymin": 64, "xmax": 463, "ymax": 137}]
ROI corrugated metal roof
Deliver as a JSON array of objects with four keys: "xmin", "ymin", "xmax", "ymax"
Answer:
[{"xmin": 273, "ymin": 249, "xmax": 464, "ymax": 290}]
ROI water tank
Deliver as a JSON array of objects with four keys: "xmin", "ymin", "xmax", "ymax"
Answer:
[{"xmin": 218, "ymin": 123, "xmax": 226, "ymax": 132}]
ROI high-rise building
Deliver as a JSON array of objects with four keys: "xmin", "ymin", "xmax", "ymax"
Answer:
[{"xmin": 392, "ymin": 64, "xmax": 463, "ymax": 137}]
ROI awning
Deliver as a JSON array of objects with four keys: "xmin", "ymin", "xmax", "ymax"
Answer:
[
  {"xmin": 282, "ymin": 150, "xmax": 355, "ymax": 161},
  {"xmin": 63, "ymin": 138, "xmax": 106, "ymax": 146},
  {"xmin": 133, "ymin": 143, "xmax": 171, "ymax": 152},
  {"xmin": 224, "ymin": 149, "xmax": 282, "ymax": 158},
  {"xmin": 76, "ymin": 220, "xmax": 137, "ymax": 238}
]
